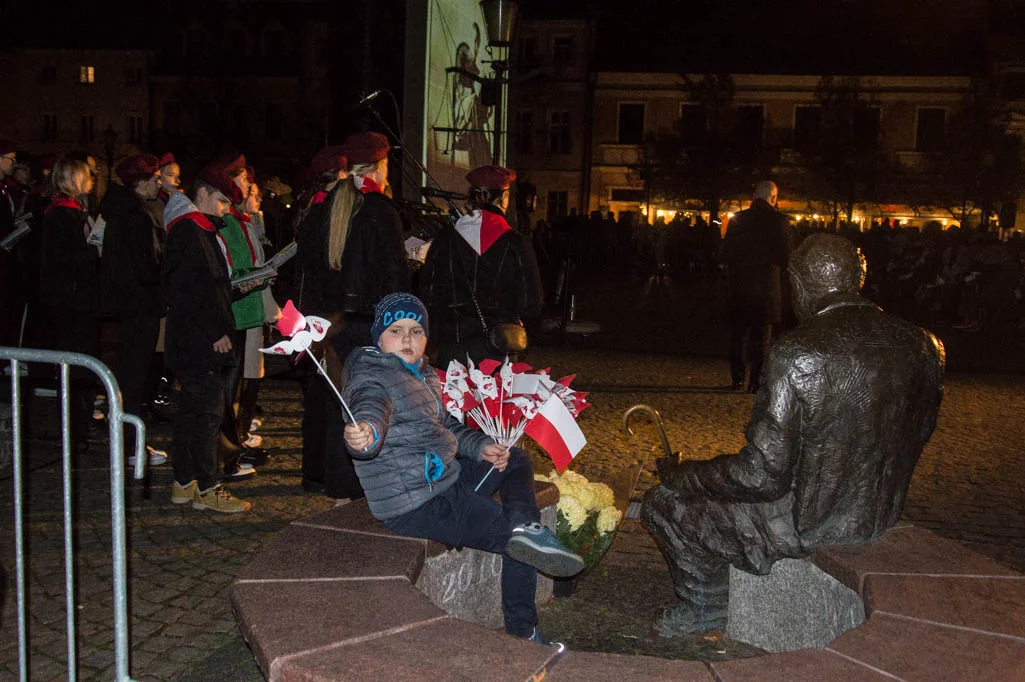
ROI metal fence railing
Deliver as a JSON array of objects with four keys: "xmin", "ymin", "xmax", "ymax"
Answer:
[{"xmin": 2, "ymin": 346, "xmax": 146, "ymax": 682}]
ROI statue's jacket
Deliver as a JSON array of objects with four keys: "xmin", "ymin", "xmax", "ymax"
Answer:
[{"xmin": 661, "ymin": 294, "xmax": 945, "ymax": 573}]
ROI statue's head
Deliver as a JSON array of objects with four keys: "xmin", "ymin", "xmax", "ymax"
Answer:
[{"xmin": 788, "ymin": 234, "xmax": 867, "ymax": 321}]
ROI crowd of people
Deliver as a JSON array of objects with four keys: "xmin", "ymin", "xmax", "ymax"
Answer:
[{"xmin": 1, "ymin": 135, "xmax": 577, "ymax": 647}]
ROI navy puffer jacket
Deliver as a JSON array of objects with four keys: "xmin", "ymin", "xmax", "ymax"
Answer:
[{"xmin": 341, "ymin": 347, "xmax": 492, "ymax": 520}]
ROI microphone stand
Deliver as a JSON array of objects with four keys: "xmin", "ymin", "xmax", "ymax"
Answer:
[{"xmin": 360, "ymin": 89, "xmax": 464, "ymax": 223}]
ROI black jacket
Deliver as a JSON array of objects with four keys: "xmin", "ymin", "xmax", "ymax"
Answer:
[
  {"xmin": 721, "ymin": 199, "xmax": 791, "ymax": 322},
  {"xmin": 418, "ymin": 207, "xmax": 544, "ymax": 349},
  {"xmin": 162, "ymin": 215, "xmax": 237, "ymax": 371},
  {"xmin": 99, "ymin": 184, "xmax": 165, "ymax": 318},
  {"xmin": 39, "ymin": 202, "xmax": 100, "ymax": 314},
  {"xmin": 297, "ymin": 189, "xmax": 410, "ymax": 318}
]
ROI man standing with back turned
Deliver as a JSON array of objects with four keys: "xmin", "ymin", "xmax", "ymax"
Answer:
[{"xmin": 720, "ymin": 180, "xmax": 791, "ymax": 393}]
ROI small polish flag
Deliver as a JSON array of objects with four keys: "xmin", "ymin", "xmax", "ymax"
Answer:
[
  {"xmin": 455, "ymin": 210, "xmax": 511, "ymax": 255},
  {"xmin": 524, "ymin": 394, "xmax": 587, "ymax": 472}
]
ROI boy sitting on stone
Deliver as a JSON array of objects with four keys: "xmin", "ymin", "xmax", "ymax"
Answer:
[{"xmin": 342, "ymin": 292, "xmax": 582, "ymax": 647}]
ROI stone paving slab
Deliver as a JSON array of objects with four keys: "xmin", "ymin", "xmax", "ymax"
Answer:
[
  {"xmin": 545, "ymin": 651, "xmax": 715, "ymax": 681},
  {"xmin": 232, "ymin": 579, "xmax": 445, "ymax": 678},
  {"xmin": 827, "ymin": 611, "xmax": 1025, "ymax": 681},
  {"xmin": 709, "ymin": 648, "xmax": 895, "ymax": 681},
  {"xmin": 274, "ymin": 616, "xmax": 558, "ymax": 682},
  {"xmin": 862, "ymin": 573, "xmax": 1025, "ymax": 639},
  {"xmin": 235, "ymin": 522, "xmax": 426, "ymax": 582}
]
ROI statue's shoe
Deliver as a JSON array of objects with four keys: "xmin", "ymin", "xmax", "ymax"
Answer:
[{"xmin": 653, "ymin": 603, "xmax": 727, "ymax": 637}]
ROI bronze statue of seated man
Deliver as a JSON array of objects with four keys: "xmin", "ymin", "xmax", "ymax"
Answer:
[{"xmin": 642, "ymin": 234, "xmax": 946, "ymax": 636}]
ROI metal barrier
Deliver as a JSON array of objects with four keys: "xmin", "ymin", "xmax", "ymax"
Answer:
[{"xmin": 2, "ymin": 347, "xmax": 146, "ymax": 682}]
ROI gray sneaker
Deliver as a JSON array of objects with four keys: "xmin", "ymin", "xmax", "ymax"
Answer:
[
  {"xmin": 505, "ymin": 522, "xmax": 584, "ymax": 577},
  {"xmin": 527, "ymin": 628, "xmax": 566, "ymax": 653}
]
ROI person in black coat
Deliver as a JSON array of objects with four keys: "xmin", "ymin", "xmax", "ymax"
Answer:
[
  {"xmin": 418, "ymin": 165, "xmax": 544, "ymax": 367},
  {"xmin": 99, "ymin": 154, "xmax": 166, "ymax": 464},
  {"xmin": 295, "ymin": 131, "xmax": 411, "ymax": 499},
  {"xmin": 720, "ymin": 180, "xmax": 792, "ymax": 393},
  {"xmin": 162, "ymin": 169, "xmax": 251, "ymax": 513},
  {"xmin": 38, "ymin": 158, "xmax": 102, "ymax": 453}
]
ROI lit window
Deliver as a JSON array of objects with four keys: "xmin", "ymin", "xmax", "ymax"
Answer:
[{"xmin": 79, "ymin": 66, "xmax": 95, "ymax": 84}]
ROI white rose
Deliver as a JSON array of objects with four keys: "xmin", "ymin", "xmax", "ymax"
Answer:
[
  {"xmin": 596, "ymin": 506, "xmax": 622, "ymax": 534},
  {"xmin": 558, "ymin": 495, "xmax": 588, "ymax": 530}
]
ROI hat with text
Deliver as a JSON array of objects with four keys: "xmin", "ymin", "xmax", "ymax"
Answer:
[{"xmin": 371, "ymin": 292, "xmax": 429, "ymax": 344}]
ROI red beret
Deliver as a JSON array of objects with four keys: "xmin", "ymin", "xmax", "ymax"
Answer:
[
  {"xmin": 466, "ymin": 165, "xmax": 517, "ymax": 190},
  {"xmin": 341, "ymin": 132, "xmax": 390, "ymax": 166},
  {"xmin": 310, "ymin": 146, "xmax": 349, "ymax": 177},
  {"xmin": 198, "ymin": 167, "xmax": 244, "ymax": 205},
  {"xmin": 116, "ymin": 154, "xmax": 160, "ymax": 185},
  {"xmin": 158, "ymin": 152, "xmax": 177, "ymax": 168},
  {"xmin": 210, "ymin": 152, "xmax": 246, "ymax": 177},
  {"xmin": 0, "ymin": 139, "xmax": 16, "ymax": 155},
  {"xmin": 245, "ymin": 165, "xmax": 256, "ymax": 185}
]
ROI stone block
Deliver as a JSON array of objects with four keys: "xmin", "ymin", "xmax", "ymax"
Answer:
[
  {"xmin": 416, "ymin": 504, "xmax": 556, "ymax": 629},
  {"xmin": 727, "ymin": 558, "xmax": 865, "ymax": 653},
  {"xmin": 547, "ymin": 651, "xmax": 715, "ymax": 681}
]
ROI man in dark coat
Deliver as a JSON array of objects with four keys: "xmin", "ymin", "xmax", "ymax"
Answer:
[
  {"xmin": 642, "ymin": 233, "xmax": 945, "ymax": 636},
  {"xmin": 720, "ymin": 180, "xmax": 791, "ymax": 393}
]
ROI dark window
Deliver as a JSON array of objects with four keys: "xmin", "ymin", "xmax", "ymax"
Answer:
[
  {"xmin": 553, "ymin": 37, "xmax": 573, "ymax": 67},
  {"xmin": 547, "ymin": 110, "xmax": 571, "ymax": 154},
  {"xmin": 164, "ymin": 102, "xmax": 180, "ymax": 135},
  {"xmin": 228, "ymin": 30, "xmax": 248, "ymax": 57},
  {"xmin": 610, "ymin": 188, "xmax": 646, "ymax": 202},
  {"xmin": 1002, "ymin": 73, "xmax": 1025, "ymax": 100},
  {"xmin": 265, "ymin": 103, "xmax": 283, "ymax": 140},
  {"xmin": 916, "ymin": 108, "xmax": 946, "ymax": 152},
  {"xmin": 679, "ymin": 104, "xmax": 705, "ymax": 146},
  {"xmin": 514, "ymin": 110, "xmax": 533, "ymax": 154},
  {"xmin": 547, "ymin": 190, "xmax": 568, "ymax": 218},
  {"xmin": 40, "ymin": 64, "xmax": 57, "ymax": 85},
  {"xmin": 80, "ymin": 115, "xmax": 94, "ymax": 142},
  {"xmin": 42, "ymin": 114, "xmax": 58, "ymax": 140},
  {"xmin": 186, "ymin": 29, "xmax": 207, "ymax": 60},
  {"xmin": 854, "ymin": 106, "xmax": 881, "ymax": 150},
  {"xmin": 264, "ymin": 29, "xmax": 286, "ymax": 58},
  {"xmin": 735, "ymin": 105, "xmax": 764, "ymax": 150},
  {"xmin": 793, "ymin": 106, "xmax": 822, "ymax": 154},
  {"xmin": 124, "ymin": 66, "xmax": 143, "ymax": 86},
  {"xmin": 517, "ymin": 36, "xmax": 537, "ymax": 70},
  {"xmin": 618, "ymin": 103, "xmax": 645, "ymax": 145},
  {"xmin": 128, "ymin": 116, "xmax": 144, "ymax": 144}
]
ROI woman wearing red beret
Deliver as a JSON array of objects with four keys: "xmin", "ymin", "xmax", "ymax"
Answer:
[
  {"xmin": 296, "ymin": 130, "xmax": 411, "ymax": 500},
  {"xmin": 419, "ymin": 164, "xmax": 544, "ymax": 366}
]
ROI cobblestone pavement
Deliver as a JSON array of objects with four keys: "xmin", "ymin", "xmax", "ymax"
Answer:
[{"xmin": 2, "ymin": 274, "xmax": 1025, "ymax": 680}]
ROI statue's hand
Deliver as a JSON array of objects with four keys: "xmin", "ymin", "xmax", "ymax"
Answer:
[{"xmin": 654, "ymin": 456, "xmax": 683, "ymax": 485}]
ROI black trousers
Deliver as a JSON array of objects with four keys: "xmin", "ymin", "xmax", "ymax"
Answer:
[
  {"xmin": 727, "ymin": 302, "xmax": 773, "ymax": 390},
  {"xmin": 110, "ymin": 313, "xmax": 161, "ymax": 429},
  {"xmin": 44, "ymin": 306, "xmax": 100, "ymax": 448},
  {"xmin": 172, "ymin": 365, "xmax": 234, "ymax": 490}
]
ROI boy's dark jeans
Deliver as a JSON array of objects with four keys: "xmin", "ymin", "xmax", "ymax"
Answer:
[
  {"xmin": 383, "ymin": 447, "xmax": 541, "ymax": 638},
  {"xmin": 171, "ymin": 365, "xmax": 233, "ymax": 490}
]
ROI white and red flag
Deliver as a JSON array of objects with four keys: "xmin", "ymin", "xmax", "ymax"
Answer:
[
  {"xmin": 455, "ymin": 209, "xmax": 511, "ymax": 255},
  {"xmin": 524, "ymin": 394, "xmax": 587, "ymax": 473}
]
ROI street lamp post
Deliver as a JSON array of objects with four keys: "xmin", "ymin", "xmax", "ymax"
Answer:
[{"xmin": 480, "ymin": 0, "xmax": 519, "ymax": 165}]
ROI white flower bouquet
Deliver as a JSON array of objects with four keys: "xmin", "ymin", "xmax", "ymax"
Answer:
[{"xmin": 536, "ymin": 469, "xmax": 624, "ymax": 569}]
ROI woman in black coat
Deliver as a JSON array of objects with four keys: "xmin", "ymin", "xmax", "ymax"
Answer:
[
  {"xmin": 39, "ymin": 157, "xmax": 101, "ymax": 453},
  {"xmin": 296, "ymin": 131, "xmax": 411, "ymax": 499},
  {"xmin": 419, "ymin": 165, "xmax": 544, "ymax": 367}
]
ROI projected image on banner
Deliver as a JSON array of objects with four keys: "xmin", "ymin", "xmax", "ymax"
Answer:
[{"xmin": 427, "ymin": 0, "xmax": 496, "ymax": 191}]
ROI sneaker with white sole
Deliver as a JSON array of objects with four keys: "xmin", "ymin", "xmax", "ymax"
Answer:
[
  {"xmin": 171, "ymin": 480, "xmax": 198, "ymax": 504},
  {"xmin": 527, "ymin": 628, "xmax": 566, "ymax": 653},
  {"xmin": 249, "ymin": 417, "xmax": 263, "ymax": 433},
  {"xmin": 128, "ymin": 445, "xmax": 168, "ymax": 467},
  {"xmin": 242, "ymin": 433, "xmax": 263, "ymax": 448},
  {"xmin": 505, "ymin": 522, "xmax": 584, "ymax": 577},
  {"xmin": 192, "ymin": 485, "xmax": 251, "ymax": 513}
]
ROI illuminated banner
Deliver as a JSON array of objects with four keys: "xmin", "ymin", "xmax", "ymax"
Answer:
[{"xmin": 404, "ymin": 0, "xmax": 500, "ymax": 201}]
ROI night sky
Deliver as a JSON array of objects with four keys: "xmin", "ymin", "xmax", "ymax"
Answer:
[{"xmin": 3, "ymin": 0, "xmax": 1020, "ymax": 76}]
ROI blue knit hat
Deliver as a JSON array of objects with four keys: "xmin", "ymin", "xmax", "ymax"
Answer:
[{"xmin": 372, "ymin": 293, "xmax": 429, "ymax": 344}]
